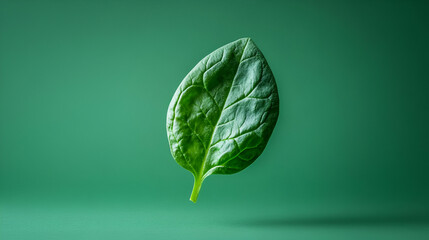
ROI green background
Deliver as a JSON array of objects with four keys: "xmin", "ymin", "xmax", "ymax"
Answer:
[{"xmin": 1, "ymin": 0, "xmax": 428, "ymax": 239}]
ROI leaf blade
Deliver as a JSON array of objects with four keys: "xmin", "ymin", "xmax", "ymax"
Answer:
[{"xmin": 167, "ymin": 38, "xmax": 279, "ymax": 202}]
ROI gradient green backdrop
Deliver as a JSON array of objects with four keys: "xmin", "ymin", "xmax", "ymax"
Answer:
[{"xmin": 1, "ymin": 0, "xmax": 428, "ymax": 239}]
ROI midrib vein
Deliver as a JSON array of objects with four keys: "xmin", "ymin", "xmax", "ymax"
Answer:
[{"xmin": 196, "ymin": 38, "xmax": 250, "ymax": 179}]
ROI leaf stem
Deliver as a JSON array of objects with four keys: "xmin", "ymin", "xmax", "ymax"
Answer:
[{"xmin": 190, "ymin": 176, "xmax": 203, "ymax": 203}]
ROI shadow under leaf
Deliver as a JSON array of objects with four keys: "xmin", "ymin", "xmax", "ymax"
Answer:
[{"xmin": 235, "ymin": 213, "xmax": 429, "ymax": 227}]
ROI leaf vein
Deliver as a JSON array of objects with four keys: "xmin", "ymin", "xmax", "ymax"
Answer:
[{"xmin": 197, "ymin": 38, "xmax": 250, "ymax": 178}]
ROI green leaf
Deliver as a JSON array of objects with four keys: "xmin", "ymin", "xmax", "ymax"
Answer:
[{"xmin": 166, "ymin": 38, "xmax": 279, "ymax": 202}]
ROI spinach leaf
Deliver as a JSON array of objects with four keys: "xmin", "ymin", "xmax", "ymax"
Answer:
[{"xmin": 166, "ymin": 38, "xmax": 279, "ymax": 202}]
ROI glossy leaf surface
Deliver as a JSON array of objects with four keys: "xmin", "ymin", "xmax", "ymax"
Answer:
[{"xmin": 166, "ymin": 38, "xmax": 279, "ymax": 202}]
